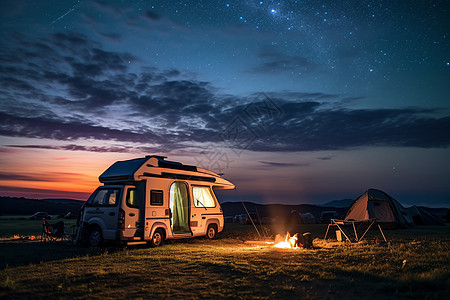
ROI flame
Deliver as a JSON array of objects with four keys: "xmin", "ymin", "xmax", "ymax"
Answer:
[{"xmin": 274, "ymin": 232, "xmax": 300, "ymax": 249}]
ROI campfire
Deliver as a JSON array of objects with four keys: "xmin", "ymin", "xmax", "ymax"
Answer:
[
  {"xmin": 274, "ymin": 232, "xmax": 300, "ymax": 249},
  {"xmin": 273, "ymin": 232, "xmax": 312, "ymax": 249},
  {"xmin": 244, "ymin": 232, "xmax": 312, "ymax": 249}
]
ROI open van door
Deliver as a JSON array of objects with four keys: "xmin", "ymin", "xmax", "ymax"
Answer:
[
  {"xmin": 169, "ymin": 182, "xmax": 191, "ymax": 235},
  {"xmin": 121, "ymin": 186, "xmax": 141, "ymax": 239}
]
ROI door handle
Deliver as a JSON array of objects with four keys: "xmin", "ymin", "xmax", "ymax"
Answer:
[
  {"xmin": 109, "ymin": 212, "xmax": 115, "ymax": 216},
  {"xmin": 129, "ymin": 213, "xmax": 135, "ymax": 217},
  {"xmin": 202, "ymin": 217, "xmax": 206, "ymax": 219}
]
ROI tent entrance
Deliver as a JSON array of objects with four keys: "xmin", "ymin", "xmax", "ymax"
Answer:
[
  {"xmin": 368, "ymin": 200, "xmax": 395, "ymax": 223},
  {"xmin": 169, "ymin": 182, "xmax": 191, "ymax": 235}
]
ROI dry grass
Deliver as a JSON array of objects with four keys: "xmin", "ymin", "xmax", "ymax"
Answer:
[{"xmin": 0, "ymin": 222, "xmax": 449, "ymax": 299}]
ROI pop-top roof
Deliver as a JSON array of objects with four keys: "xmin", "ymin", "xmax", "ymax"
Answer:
[
  {"xmin": 99, "ymin": 155, "xmax": 202, "ymax": 183},
  {"xmin": 99, "ymin": 157, "xmax": 147, "ymax": 182}
]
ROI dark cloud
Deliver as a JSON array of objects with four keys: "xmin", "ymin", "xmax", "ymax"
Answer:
[
  {"xmin": 7, "ymin": 144, "xmax": 134, "ymax": 153},
  {"xmin": 0, "ymin": 173, "xmax": 50, "ymax": 182},
  {"xmin": 253, "ymin": 105, "xmax": 450, "ymax": 151},
  {"xmin": 251, "ymin": 48, "xmax": 316, "ymax": 74},
  {"xmin": 0, "ymin": 112, "xmax": 159, "ymax": 143},
  {"xmin": 259, "ymin": 161, "xmax": 309, "ymax": 167},
  {"xmin": 317, "ymin": 156, "xmax": 333, "ymax": 161},
  {"xmin": 1, "ymin": 30, "xmax": 450, "ymax": 154},
  {"xmin": 0, "ymin": 185, "xmax": 90, "ymax": 199},
  {"xmin": 92, "ymin": 1, "xmax": 125, "ymax": 17},
  {"xmin": 98, "ymin": 32, "xmax": 122, "ymax": 41},
  {"xmin": 145, "ymin": 11, "xmax": 162, "ymax": 21},
  {"xmin": 0, "ymin": 171, "xmax": 84, "ymax": 182}
]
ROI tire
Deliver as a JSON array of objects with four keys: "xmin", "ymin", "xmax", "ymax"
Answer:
[
  {"xmin": 88, "ymin": 226, "xmax": 103, "ymax": 247},
  {"xmin": 150, "ymin": 229, "xmax": 164, "ymax": 247},
  {"xmin": 206, "ymin": 224, "xmax": 217, "ymax": 239}
]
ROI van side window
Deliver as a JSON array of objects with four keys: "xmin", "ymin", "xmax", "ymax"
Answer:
[
  {"xmin": 108, "ymin": 190, "xmax": 117, "ymax": 205},
  {"xmin": 192, "ymin": 186, "xmax": 216, "ymax": 208},
  {"xmin": 150, "ymin": 190, "xmax": 163, "ymax": 206},
  {"xmin": 126, "ymin": 188, "xmax": 138, "ymax": 208},
  {"xmin": 91, "ymin": 189, "xmax": 107, "ymax": 206}
]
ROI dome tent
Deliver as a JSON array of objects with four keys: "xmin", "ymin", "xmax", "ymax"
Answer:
[
  {"xmin": 345, "ymin": 189, "xmax": 414, "ymax": 228},
  {"xmin": 406, "ymin": 205, "xmax": 445, "ymax": 225}
]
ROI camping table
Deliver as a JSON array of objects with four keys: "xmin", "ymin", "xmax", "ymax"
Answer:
[{"xmin": 324, "ymin": 218, "xmax": 387, "ymax": 242}]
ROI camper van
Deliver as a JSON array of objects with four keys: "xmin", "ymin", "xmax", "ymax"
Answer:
[{"xmin": 74, "ymin": 155, "xmax": 235, "ymax": 246}]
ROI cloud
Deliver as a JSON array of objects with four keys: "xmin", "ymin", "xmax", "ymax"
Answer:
[
  {"xmin": 1, "ymin": 29, "xmax": 450, "ymax": 155},
  {"xmin": 317, "ymin": 156, "xmax": 333, "ymax": 161},
  {"xmin": 0, "ymin": 185, "xmax": 90, "ymax": 199},
  {"xmin": 251, "ymin": 48, "xmax": 316, "ymax": 74},
  {"xmin": 259, "ymin": 161, "xmax": 309, "ymax": 167},
  {"xmin": 0, "ymin": 171, "xmax": 85, "ymax": 182},
  {"xmin": 7, "ymin": 144, "xmax": 136, "ymax": 153},
  {"xmin": 144, "ymin": 11, "xmax": 162, "ymax": 21},
  {"xmin": 0, "ymin": 173, "xmax": 51, "ymax": 182},
  {"xmin": 0, "ymin": 112, "xmax": 159, "ymax": 143},
  {"xmin": 98, "ymin": 32, "xmax": 122, "ymax": 41}
]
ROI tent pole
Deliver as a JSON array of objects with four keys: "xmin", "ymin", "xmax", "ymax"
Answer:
[
  {"xmin": 378, "ymin": 224, "xmax": 387, "ymax": 242},
  {"xmin": 359, "ymin": 219, "xmax": 376, "ymax": 241},
  {"xmin": 324, "ymin": 224, "xmax": 331, "ymax": 239},
  {"xmin": 352, "ymin": 222, "xmax": 358, "ymax": 241},
  {"xmin": 241, "ymin": 200, "xmax": 261, "ymax": 239},
  {"xmin": 255, "ymin": 207, "xmax": 267, "ymax": 240}
]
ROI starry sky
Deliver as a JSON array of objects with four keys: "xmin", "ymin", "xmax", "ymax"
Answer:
[{"xmin": 1, "ymin": 0, "xmax": 449, "ymax": 207}]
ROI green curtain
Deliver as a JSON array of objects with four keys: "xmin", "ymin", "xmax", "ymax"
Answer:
[{"xmin": 171, "ymin": 182, "xmax": 190, "ymax": 233}]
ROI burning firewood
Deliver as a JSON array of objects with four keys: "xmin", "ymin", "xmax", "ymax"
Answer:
[{"xmin": 274, "ymin": 232, "xmax": 313, "ymax": 249}]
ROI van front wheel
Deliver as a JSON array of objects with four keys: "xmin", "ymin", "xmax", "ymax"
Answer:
[
  {"xmin": 151, "ymin": 229, "xmax": 164, "ymax": 247},
  {"xmin": 88, "ymin": 227, "xmax": 103, "ymax": 247},
  {"xmin": 206, "ymin": 224, "xmax": 217, "ymax": 239}
]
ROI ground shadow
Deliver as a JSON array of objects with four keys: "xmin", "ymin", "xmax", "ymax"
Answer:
[{"xmin": 0, "ymin": 239, "xmax": 123, "ymax": 268}]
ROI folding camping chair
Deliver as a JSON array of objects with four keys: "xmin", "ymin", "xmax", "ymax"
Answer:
[
  {"xmin": 41, "ymin": 219, "xmax": 71, "ymax": 243},
  {"xmin": 324, "ymin": 218, "xmax": 387, "ymax": 242}
]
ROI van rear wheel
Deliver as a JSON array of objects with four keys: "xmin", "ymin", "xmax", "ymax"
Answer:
[
  {"xmin": 150, "ymin": 229, "xmax": 164, "ymax": 247},
  {"xmin": 88, "ymin": 227, "xmax": 103, "ymax": 247},
  {"xmin": 206, "ymin": 224, "xmax": 217, "ymax": 239}
]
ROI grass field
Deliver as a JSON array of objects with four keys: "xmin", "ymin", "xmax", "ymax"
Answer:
[{"xmin": 0, "ymin": 218, "xmax": 449, "ymax": 299}]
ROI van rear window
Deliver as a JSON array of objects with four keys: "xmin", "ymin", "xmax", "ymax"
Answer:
[
  {"xmin": 126, "ymin": 188, "xmax": 138, "ymax": 208},
  {"xmin": 150, "ymin": 190, "xmax": 163, "ymax": 206}
]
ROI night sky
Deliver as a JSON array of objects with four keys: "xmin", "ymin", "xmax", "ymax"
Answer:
[{"xmin": 1, "ymin": 0, "xmax": 449, "ymax": 207}]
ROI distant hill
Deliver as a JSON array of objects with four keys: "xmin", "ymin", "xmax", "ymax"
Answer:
[
  {"xmin": 1, "ymin": 196, "xmax": 448, "ymax": 223},
  {"xmin": 320, "ymin": 199, "xmax": 354, "ymax": 208},
  {"xmin": 0, "ymin": 196, "xmax": 84, "ymax": 216},
  {"xmin": 220, "ymin": 201, "xmax": 348, "ymax": 221}
]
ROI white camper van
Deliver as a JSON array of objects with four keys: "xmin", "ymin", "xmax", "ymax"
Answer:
[{"xmin": 75, "ymin": 155, "xmax": 234, "ymax": 246}]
